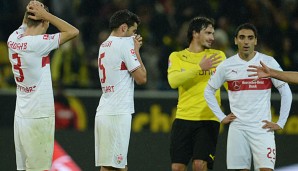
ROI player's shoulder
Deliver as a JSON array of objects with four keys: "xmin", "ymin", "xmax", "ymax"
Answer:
[
  {"xmin": 206, "ymin": 49, "xmax": 227, "ymax": 59},
  {"xmin": 217, "ymin": 53, "xmax": 237, "ymax": 67},
  {"xmin": 206, "ymin": 48, "xmax": 224, "ymax": 54},
  {"xmin": 110, "ymin": 36, "xmax": 134, "ymax": 45},
  {"xmin": 169, "ymin": 49, "xmax": 187, "ymax": 58},
  {"xmin": 256, "ymin": 52, "xmax": 274, "ymax": 61}
]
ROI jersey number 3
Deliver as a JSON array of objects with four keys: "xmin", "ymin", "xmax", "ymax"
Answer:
[
  {"xmin": 12, "ymin": 53, "xmax": 50, "ymax": 82},
  {"xmin": 12, "ymin": 53, "xmax": 24, "ymax": 82}
]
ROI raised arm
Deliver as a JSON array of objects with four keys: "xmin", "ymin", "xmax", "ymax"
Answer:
[
  {"xmin": 248, "ymin": 61, "xmax": 298, "ymax": 84},
  {"xmin": 131, "ymin": 34, "xmax": 147, "ymax": 85},
  {"xmin": 27, "ymin": 2, "xmax": 79, "ymax": 45}
]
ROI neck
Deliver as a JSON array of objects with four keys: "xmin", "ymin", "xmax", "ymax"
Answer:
[
  {"xmin": 188, "ymin": 43, "xmax": 204, "ymax": 53},
  {"xmin": 238, "ymin": 51, "xmax": 256, "ymax": 61},
  {"xmin": 24, "ymin": 27, "xmax": 44, "ymax": 36},
  {"xmin": 110, "ymin": 30, "xmax": 125, "ymax": 37}
]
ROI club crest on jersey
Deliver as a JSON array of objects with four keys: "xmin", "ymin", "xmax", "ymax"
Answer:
[
  {"xmin": 43, "ymin": 34, "xmax": 49, "ymax": 40},
  {"xmin": 115, "ymin": 154, "xmax": 124, "ymax": 164}
]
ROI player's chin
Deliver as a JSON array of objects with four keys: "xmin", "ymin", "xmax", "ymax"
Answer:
[{"xmin": 203, "ymin": 44, "xmax": 212, "ymax": 49}]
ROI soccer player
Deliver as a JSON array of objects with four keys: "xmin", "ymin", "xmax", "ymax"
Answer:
[
  {"xmin": 204, "ymin": 23, "xmax": 292, "ymax": 171},
  {"xmin": 248, "ymin": 60, "xmax": 298, "ymax": 84},
  {"xmin": 95, "ymin": 9, "xmax": 147, "ymax": 171},
  {"xmin": 167, "ymin": 17, "xmax": 226, "ymax": 171},
  {"xmin": 7, "ymin": 1, "xmax": 79, "ymax": 170}
]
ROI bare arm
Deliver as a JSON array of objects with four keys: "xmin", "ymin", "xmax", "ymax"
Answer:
[
  {"xmin": 27, "ymin": 3, "xmax": 79, "ymax": 45},
  {"xmin": 131, "ymin": 34, "xmax": 147, "ymax": 85},
  {"xmin": 248, "ymin": 61, "xmax": 298, "ymax": 84},
  {"xmin": 270, "ymin": 70, "xmax": 298, "ymax": 84}
]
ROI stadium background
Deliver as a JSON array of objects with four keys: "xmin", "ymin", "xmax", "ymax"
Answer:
[{"xmin": 1, "ymin": 0, "xmax": 298, "ymax": 170}]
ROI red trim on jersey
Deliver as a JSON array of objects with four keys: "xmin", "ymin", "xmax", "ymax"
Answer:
[
  {"xmin": 42, "ymin": 56, "xmax": 50, "ymax": 67},
  {"xmin": 227, "ymin": 78, "xmax": 272, "ymax": 91},
  {"xmin": 120, "ymin": 61, "xmax": 127, "ymax": 70}
]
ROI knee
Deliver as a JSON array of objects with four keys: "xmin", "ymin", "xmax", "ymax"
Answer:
[
  {"xmin": 171, "ymin": 163, "xmax": 186, "ymax": 171},
  {"xmin": 259, "ymin": 168, "xmax": 273, "ymax": 171},
  {"xmin": 193, "ymin": 160, "xmax": 207, "ymax": 171}
]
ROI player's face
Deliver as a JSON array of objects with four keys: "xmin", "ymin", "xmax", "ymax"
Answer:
[
  {"xmin": 125, "ymin": 22, "xmax": 138, "ymax": 37},
  {"xmin": 197, "ymin": 25, "xmax": 215, "ymax": 49},
  {"xmin": 235, "ymin": 29, "xmax": 257, "ymax": 58}
]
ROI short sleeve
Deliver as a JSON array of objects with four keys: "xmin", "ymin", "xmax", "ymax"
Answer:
[
  {"xmin": 121, "ymin": 38, "xmax": 141, "ymax": 72},
  {"xmin": 34, "ymin": 33, "xmax": 60, "ymax": 56}
]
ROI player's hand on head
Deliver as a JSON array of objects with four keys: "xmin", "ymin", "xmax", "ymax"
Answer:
[
  {"xmin": 27, "ymin": 2, "xmax": 47, "ymax": 21},
  {"xmin": 221, "ymin": 113, "xmax": 237, "ymax": 124},
  {"xmin": 199, "ymin": 53, "xmax": 222, "ymax": 71}
]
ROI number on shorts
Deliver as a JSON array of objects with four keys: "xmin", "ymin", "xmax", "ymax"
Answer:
[{"xmin": 267, "ymin": 147, "xmax": 276, "ymax": 160}]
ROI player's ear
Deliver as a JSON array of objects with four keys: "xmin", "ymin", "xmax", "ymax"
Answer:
[
  {"xmin": 120, "ymin": 23, "xmax": 128, "ymax": 32},
  {"xmin": 234, "ymin": 37, "xmax": 237, "ymax": 45}
]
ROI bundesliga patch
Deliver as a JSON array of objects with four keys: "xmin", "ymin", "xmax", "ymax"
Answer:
[
  {"xmin": 115, "ymin": 154, "xmax": 124, "ymax": 164},
  {"xmin": 130, "ymin": 49, "xmax": 135, "ymax": 55},
  {"xmin": 168, "ymin": 59, "xmax": 171, "ymax": 68}
]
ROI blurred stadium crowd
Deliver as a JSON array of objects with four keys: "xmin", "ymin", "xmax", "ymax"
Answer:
[{"xmin": 1, "ymin": 0, "xmax": 298, "ymax": 91}]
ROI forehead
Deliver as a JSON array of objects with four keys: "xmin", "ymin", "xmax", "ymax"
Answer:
[{"xmin": 237, "ymin": 29, "xmax": 255, "ymax": 37}]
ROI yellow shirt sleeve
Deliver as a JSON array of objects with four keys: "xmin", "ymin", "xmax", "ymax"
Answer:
[{"xmin": 167, "ymin": 52, "xmax": 202, "ymax": 89}]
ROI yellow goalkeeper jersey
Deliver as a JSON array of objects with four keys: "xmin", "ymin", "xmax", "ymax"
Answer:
[{"xmin": 168, "ymin": 48, "xmax": 226, "ymax": 121}]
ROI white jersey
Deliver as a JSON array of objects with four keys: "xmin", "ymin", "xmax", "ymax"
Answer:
[
  {"xmin": 96, "ymin": 36, "xmax": 141, "ymax": 115},
  {"xmin": 7, "ymin": 25, "xmax": 60, "ymax": 118},
  {"xmin": 208, "ymin": 52, "xmax": 286, "ymax": 132}
]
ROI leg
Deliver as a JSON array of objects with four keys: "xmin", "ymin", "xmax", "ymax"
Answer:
[
  {"xmin": 259, "ymin": 168, "xmax": 273, "ymax": 171},
  {"xmin": 248, "ymin": 131, "xmax": 275, "ymax": 170},
  {"xmin": 192, "ymin": 159, "xmax": 207, "ymax": 171},
  {"xmin": 192, "ymin": 121, "xmax": 220, "ymax": 171},
  {"xmin": 95, "ymin": 115, "xmax": 131, "ymax": 170},
  {"xmin": 172, "ymin": 163, "xmax": 187, "ymax": 171},
  {"xmin": 100, "ymin": 166, "xmax": 128, "ymax": 171},
  {"xmin": 227, "ymin": 126, "xmax": 251, "ymax": 170},
  {"xmin": 170, "ymin": 119, "xmax": 193, "ymax": 171}
]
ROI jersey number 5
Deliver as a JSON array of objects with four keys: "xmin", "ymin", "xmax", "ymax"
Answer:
[
  {"xmin": 99, "ymin": 52, "xmax": 106, "ymax": 83},
  {"xmin": 12, "ymin": 53, "xmax": 24, "ymax": 82}
]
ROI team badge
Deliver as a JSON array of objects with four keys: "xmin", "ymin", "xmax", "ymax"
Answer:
[{"xmin": 115, "ymin": 154, "xmax": 123, "ymax": 164}]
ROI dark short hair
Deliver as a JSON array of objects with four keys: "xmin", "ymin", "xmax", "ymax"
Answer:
[
  {"xmin": 109, "ymin": 9, "xmax": 140, "ymax": 31},
  {"xmin": 187, "ymin": 16, "xmax": 215, "ymax": 44},
  {"xmin": 26, "ymin": 5, "xmax": 49, "ymax": 27},
  {"xmin": 234, "ymin": 23, "xmax": 258, "ymax": 38}
]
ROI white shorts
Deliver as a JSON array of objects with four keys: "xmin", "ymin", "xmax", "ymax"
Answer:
[
  {"xmin": 95, "ymin": 114, "xmax": 132, "ymax": 168},
  {"xmin": 14, "ymin": 116, "xmax": 55, "ymax": 171},
  {"xmin": 227, "ymin": 125, "xmax": 276, "ymax": 170}
]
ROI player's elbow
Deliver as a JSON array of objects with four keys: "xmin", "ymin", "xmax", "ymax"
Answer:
[
  {"xmin": 135, "ymin": 77, "xmax": 147, "ymax": 85},
  {"xmin": 70, "ymin": 28, "xmax": 79, "ymax": 39},
  {"xmin": 168, "ymin": 78, "xmax": 178, "ymax": 89}
]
